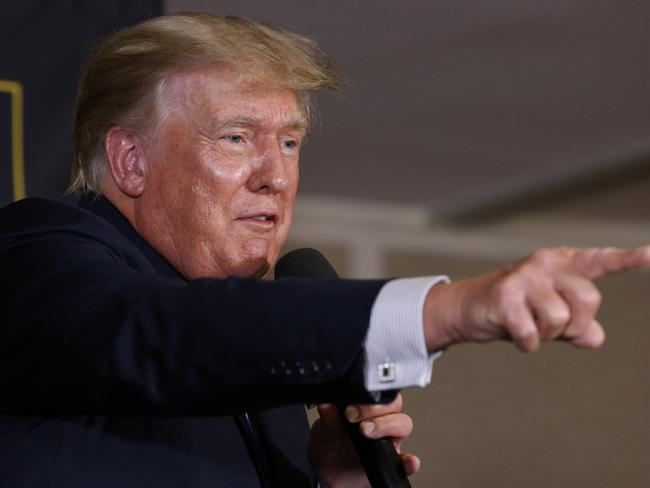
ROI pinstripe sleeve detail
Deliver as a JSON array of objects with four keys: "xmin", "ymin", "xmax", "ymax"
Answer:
[{"xmin": 364, "ymin": 276, "xmax": 449, "ymax": 392}]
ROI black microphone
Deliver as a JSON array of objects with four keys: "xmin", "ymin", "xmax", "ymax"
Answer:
[{"xmin": 275, "ymin": 248, "xmax": 412, "ymax": 488}]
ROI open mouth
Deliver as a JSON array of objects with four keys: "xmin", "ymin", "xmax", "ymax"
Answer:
[
  {"xmin": 252, "ymin": 214, "xmax": 276, "ymax": 223},
  {"xmin": 238, "ymin": 212, "xmax": 278, "ymax": 226}
]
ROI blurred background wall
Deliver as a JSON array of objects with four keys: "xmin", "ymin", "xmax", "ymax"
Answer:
[{"xmin": 1, "ymin": 1, "xmax": 648, "ymax": 486}]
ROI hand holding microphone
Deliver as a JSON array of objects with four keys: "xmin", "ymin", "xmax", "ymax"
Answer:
[
  {"xmin": 309, "ymin": 395, "xmax": 418, "ymax": 488},
  {"xmin": 275, "ymin": 248, "xmax": 416, "ymax": 488}
]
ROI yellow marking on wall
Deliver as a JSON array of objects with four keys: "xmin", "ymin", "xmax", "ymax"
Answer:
[{"xmin": 0, "ymin": 80, "xmax": 25, "ymax": 201}]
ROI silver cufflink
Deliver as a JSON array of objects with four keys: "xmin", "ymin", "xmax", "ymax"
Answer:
[{"xmin": 378, "ymin": 362, "xmax": 396, "ymax": 383}]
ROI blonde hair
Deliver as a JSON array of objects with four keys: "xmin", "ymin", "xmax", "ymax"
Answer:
[{"xmin": 69, "ymin": 13, "xmax": 342, "ymax": 194}]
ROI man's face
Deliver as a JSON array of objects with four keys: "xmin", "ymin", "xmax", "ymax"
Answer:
[{"xmin": 133, "ymin": 67, "xmax": 305, "ymax": 279}]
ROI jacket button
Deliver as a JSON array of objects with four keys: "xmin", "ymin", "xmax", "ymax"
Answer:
[{"xmin": 295, "ymin": 361, "xmax": 307, "ymax": 376}]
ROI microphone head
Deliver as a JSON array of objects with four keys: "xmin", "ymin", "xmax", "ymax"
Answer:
[{"xmin": 274, "ymin": 248, "xmax": 339, "ymax": 279}]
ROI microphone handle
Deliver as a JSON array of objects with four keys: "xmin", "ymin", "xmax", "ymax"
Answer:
[{"xmin": 338, "ymin": 405, "xmax": 412, "ymax": 488}]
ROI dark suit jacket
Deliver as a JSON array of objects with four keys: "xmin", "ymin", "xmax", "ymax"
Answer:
[{"xmin": 0, "ymin": 196, "xmax": 388, "ymax": 487}]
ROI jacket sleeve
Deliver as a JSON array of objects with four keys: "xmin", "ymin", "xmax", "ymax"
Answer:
[{"xmin": 0, "ymin": 236, "xmax": 388, "ymax": 415}]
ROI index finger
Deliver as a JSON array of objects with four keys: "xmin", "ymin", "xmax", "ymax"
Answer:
[{"xmin": 574, "ymin": 245, "xmax": 650, "ymax": 279}]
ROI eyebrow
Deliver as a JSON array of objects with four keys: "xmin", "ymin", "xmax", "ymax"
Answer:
[{"xmin": 217, "ymin": 115, "xmax": 309, "ymax": 132}]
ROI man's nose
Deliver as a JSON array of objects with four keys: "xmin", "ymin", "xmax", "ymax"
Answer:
[{"xmin": 247, "ymin": 138, "xmax": 289, "ymax": 194}]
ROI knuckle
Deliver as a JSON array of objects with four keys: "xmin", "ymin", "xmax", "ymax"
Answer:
[
  {"xmin": 530, "ymin": 246, "xmax": 574, "ymax": 267},
  {"xmin": 531, "ymin": 248, "xmax": 556, "ymax": 266},
  {"xmin": 580, "ymin": 288, "xmax": 602, "ymax": 310},
  {"xmin": 537, "ymin": 306, "xmax": 570, "ymax": 339},
  {"xmin": 549, "ymin": 305, "xmax": 571, "ymax": 326}
]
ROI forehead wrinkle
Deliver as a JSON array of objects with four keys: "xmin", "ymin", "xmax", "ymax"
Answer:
[
  {"xmin": 215, "ymin": 97, "xmax": 309, "ymax": 131},
  {"xmin": 159, "ymin": 68, "xmax": 310, "ymax": 134},
  {"xmin": 217, "ymin": 115, "xmax": 262, "ymax": 130}
]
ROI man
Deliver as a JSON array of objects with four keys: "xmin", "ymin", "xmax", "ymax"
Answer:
[{"xmin": 0, "ymin": 13, "xmax": 648, "ymax": 488}]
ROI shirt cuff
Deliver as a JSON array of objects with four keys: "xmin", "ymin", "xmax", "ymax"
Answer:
[{"xmin": 364, "ymin": 276, "xmax": 449, "ymax": 392}]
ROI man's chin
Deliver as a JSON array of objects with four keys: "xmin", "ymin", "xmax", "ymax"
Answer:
[
  {"xmin": 253, "ymin": 260, "xmax": 272, "ymax": 278},
  {"xmin": 227, "ymin": 256, "xmax": 271, "ymax": 279},
  {"xmin": 218, "ymin": 244, "xmax": 273, "ymax": 278},
  {"xmin": 182, "ymin": 251, "xmax": 272, "ymax": 280},
  {"xmin": 235, "ymin": 239, "xmax": 280, "ymax": 278}
]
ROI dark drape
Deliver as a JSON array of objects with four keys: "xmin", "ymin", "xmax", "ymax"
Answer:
[{"xmin": 0, "ymin": 0, "xmax": 161, "ymax": 205}]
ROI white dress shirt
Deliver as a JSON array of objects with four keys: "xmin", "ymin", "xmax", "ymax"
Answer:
[{"xmin": 365, "ymin": 276, "xmax": 449, "ymax": 393}]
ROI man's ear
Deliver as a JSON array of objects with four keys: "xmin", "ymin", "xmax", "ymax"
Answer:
[{"xmin": 105, "ymin": 126, "xmax": 147, "ymax": 197}]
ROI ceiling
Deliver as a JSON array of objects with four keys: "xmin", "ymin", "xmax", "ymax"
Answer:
[{"xmin": 166, "ymin": 0, "xmax": 650, "ymax": 221}]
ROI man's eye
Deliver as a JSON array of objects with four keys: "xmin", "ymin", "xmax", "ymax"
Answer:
[
  {"xmin": 282, "ymin": 139, "xmax": 298, "ymax": 149},
  {"xmin": 225, "ymin": 135, "xmax": 243, "ymax": 143}
]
